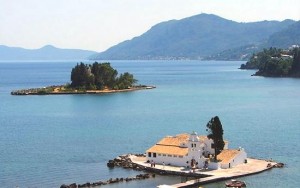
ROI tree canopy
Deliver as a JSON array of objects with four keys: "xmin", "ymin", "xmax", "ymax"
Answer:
[
  {"xmin": 70, "ymin": 62, "xmax": 137, "ymax": 90},
  {"xmin": 206, "ymin": 116, "xmax": 225, "ymax": 161}
]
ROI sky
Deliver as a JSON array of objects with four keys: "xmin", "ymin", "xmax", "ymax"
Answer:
[{"xmin": 0, "ymin": 0, "xmax": 299, "ymax": 52}]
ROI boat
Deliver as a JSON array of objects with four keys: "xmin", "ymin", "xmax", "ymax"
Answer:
[{"xmin": 225, "ymin": 179, "xmax": 246, "ymax": 187}]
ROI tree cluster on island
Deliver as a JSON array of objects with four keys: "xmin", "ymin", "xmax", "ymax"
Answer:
[
  {"xmin": 70, "ymin": 62, "xmax": 137, "ymax": 90},
  {"xmin": 240, "ymin": 47, "xmax": 300, "ymax": 77}
]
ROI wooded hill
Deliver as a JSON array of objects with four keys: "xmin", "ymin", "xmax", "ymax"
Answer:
[
  {"xmin": 240, "ymin": 47, "xmax": 300, "ymax": 77},
  {"xmin": 91, "ymin": 13, "xmax": 297, "ymax": 60}
]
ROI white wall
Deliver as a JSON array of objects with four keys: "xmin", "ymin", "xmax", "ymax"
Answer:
[
  {"xmin": 147, "ymin": 153, "xmax": 207, "ymax": 168},
  {"xmin": 204, "ymin": 139, "xmax": 215, "ymax": 156},
  {"xmin": 220, "ymin": 150, "xmax": 247, "ymax": 169},
  {"xmin": 147, "ymin": 153, "xmax": 188, "ymax": 167},
  {"xmin": 224, "ymin": 141, "xmax": 229, "ymax": 149},
  {"xmin": 231, "ymin": 150, "xmax": 247, "ymax": 167},
  {"xmin": 208, "ymin": 162, "xmax": 220, "ymax": 169}
]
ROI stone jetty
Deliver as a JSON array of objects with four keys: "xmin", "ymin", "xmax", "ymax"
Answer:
[
  {"xmin": 60, "ymin": 173, "xmax": 155, "ymax": 188},
  {"xmin": 61, "ymin": 154, "xmax": 284, "ymax": 188}
]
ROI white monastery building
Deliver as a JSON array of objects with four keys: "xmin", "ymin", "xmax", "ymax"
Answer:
[{"xmin": 146, "ymin": 131, "xmax": 247, "ymax": 169}]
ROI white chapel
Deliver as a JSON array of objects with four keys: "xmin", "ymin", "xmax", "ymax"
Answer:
[{"xmin": 146, "ymin": 131, "xmax": 247, "ymax": 169}]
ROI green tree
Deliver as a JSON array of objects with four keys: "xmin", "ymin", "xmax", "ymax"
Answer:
[
  {"xmin": 91, "ymin": 62, "xmax": 118, "ymax": 89},
  {"xmin": 291, "ymin": 47, "xmax": 300, "ymax": 76},
  {"xmin": 70, "ymin": 62, "xmax": 138, "ymax": 90},
  {"xmin": 71, "ymin": 62, "xmax": 93, "ymax": 89},
  {"xmin": 116, "ymin": 72, "xmax": 137, "ymax": 89},
  {"xmin": 206, "ymin": 116, "xmax": 225, "ymax": 161}
]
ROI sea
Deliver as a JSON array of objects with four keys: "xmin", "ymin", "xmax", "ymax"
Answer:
[{"xmin": 0, "ymin": 60, "xmax": 299, "ymax": 188}]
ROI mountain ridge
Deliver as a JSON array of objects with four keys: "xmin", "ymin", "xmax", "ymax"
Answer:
[
  {"xmin": 0, "ymin": 45, "xmax": 97, "ymax": 60},
  {"xmin": 92, "ymin": 13, "xmax": 296, "ymax": 60}
]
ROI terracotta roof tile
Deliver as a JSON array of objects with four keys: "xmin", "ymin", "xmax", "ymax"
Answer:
[
  {"xmin": 217, "ymin": 149, "xmax": 240, "ymax": 164},
  {"xmin": 157, "ymin": 133, "xmax": 189, "ymax": 146},
  {"xmin": 147, "ymin": 133, "xmax": 228, "ymax": 157},
  {"xmin": 146, "ymin": 145, "xmax": 188, "ymax": 156}
]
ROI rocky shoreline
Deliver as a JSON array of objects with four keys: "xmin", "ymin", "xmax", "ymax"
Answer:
[{"xmin": 60, "ymin": 173, "xmax": 155, "ymax": 188}]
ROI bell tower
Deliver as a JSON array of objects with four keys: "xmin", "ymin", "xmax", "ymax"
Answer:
[{"xmin": 188, "ymin": 131, "xmax": 200, "ymax": 157}]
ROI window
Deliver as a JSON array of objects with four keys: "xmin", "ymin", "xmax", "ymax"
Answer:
[
  {"xmin": 167, "ymin": 155, "xmax": 172, "ymax": 157},
  {"xmin": 158, "ymin": 154, "xmax": 161, "ymax": 156},
  {"xmin": 173, "ymin": 155, "xmax": 177, "ymax": 157},
  {"xmin": 179, "ymin": 156, "xmax": 183, "ymax": 158},
  {"xmin": 163, "ymin": 154, "xmax": 166, "ymax": 156},
  {"xmin": 153, "ymin": 153, "xmax": 157, "ymax": 158},
  {"xmin": 148, "ymin": 152, "xmax": 151, "ymax": 157},
  {"xmin": 211, "ymin": 143, "xmax": 215, "ymax": 149}
]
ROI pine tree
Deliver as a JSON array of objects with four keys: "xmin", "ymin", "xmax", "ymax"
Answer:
[{"xmin": 206, "ymin": 116, "xmax": 225, "ymax": 161}]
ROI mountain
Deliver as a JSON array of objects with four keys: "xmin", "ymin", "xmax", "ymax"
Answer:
[
  {"xmin": 203, "ymin": 44, "xmax": 261, "ymax": 61},
  {"xmin": 204, "ymin": 20, "xmax": 300, "ymax": 61},
  {"xmin": 266, "ymin": 21, "xmax": 300, "ymax": 48},
  {"xmin": 0, "ymin": 45, "xmax": 97, "ymax": 60},
  {"xmin": 91, "ymin": 13, "xmax": 295, "ymax": 60}
]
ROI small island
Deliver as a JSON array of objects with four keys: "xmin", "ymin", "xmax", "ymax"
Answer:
[
  {"xmin": 62, "ymin": 116, "xmax": 281, "ymax": 188},
  {"xmin": 11, "ymin": 62, "xmax": 155, "ymax": 95},
  {"xmin": 240, "ymin": 46, "xmax": 300, "ymax": 77}
]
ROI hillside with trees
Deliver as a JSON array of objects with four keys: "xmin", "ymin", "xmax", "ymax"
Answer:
[
  {"xmin": 267, "ymin": 21, "xmax": 300, "ymax": 48},
  {"xmin": 91, "ymin": 13, "xmax": 295, "ymax": 60},
  {"xmin": 240, "ymin": 47, "xmax": 300, "ymax": 77}
]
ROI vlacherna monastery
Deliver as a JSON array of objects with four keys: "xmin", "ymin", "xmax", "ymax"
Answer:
[{"xmin": 146, "ymin": 131, "xmax": 247, "ymax": 170}]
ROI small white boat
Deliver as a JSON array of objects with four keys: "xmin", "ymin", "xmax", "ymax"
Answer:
[{"xmin": 225, "ymin": 179, "xmax": 246, "ymax": 187}]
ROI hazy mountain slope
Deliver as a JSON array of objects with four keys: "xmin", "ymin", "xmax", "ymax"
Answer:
[
  {"xmin": 267, "ymin": 21, "xmax": 300, "ymax": 48},
  {"xmin": 92, "ymin": 13, "xmax": 295, "ymax": 60},
  {"xmin": 204, "ymin": 20, "xmax": 299, "ymax": 61},
  {"xmin": 0, "ymin": 45, "xmax": 97, "ymax": 60}
]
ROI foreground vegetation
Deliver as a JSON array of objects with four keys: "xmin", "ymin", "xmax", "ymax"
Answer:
[{"xmin": 240, "ymin": 47, "xmax": 300, "ymax": 77}]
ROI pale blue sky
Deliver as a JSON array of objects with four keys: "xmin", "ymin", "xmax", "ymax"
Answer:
[{"xmin": 1, "ymin": 0, "xmax": 299, "ymax": 52}]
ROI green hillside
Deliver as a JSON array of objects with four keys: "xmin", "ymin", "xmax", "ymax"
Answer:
[
  {"xmin": 267, "ymin": 21, "xmax": 300, "ymax": 48},
  {"xmin": 92, "ymin": 13, "xmax": 295, "ymax": 60}
]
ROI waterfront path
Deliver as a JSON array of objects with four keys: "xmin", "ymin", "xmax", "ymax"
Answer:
[{"xmin": 130, "ymin": 156, "xmax": 276, "ymax": 188}]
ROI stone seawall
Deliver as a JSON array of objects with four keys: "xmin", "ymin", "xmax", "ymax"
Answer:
[{"xmin": 60, "ymin": 173, "xmax": 155, "ymax": 188}]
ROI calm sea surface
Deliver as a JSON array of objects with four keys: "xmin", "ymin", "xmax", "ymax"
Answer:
[{"xmin": 0, "ymin": 60, "xmax": 299, "ymax": 188}]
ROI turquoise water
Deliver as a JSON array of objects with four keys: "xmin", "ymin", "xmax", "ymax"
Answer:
[{"xmin": 0, "ymin": 61, "xmax": 299, "ymax": 187}]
